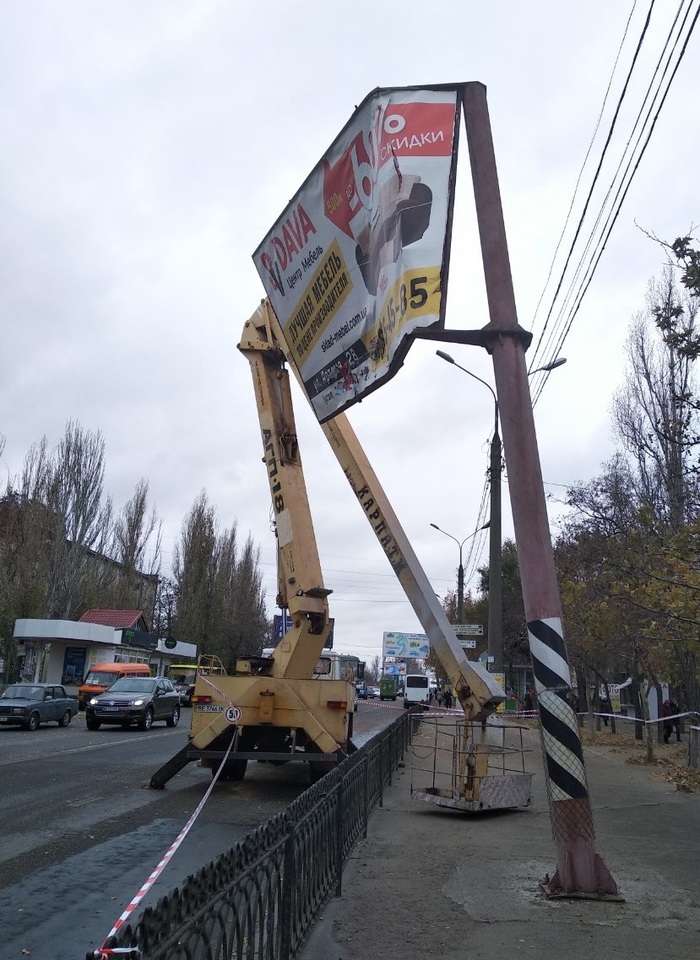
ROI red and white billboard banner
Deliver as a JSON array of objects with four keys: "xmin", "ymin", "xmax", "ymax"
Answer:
[{"xmin": 253, "ymin": 85, "xmax": 462, "ymax": 422}]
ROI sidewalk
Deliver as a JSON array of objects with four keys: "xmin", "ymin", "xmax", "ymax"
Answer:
[{"xmin": 301, "ymin": 722, "xmax": 700, "ymax": 959}]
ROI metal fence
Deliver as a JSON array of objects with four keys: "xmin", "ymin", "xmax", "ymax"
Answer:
[{"xmin": 90, "ymin": 711, "xmax": 414, "ymax": 960}]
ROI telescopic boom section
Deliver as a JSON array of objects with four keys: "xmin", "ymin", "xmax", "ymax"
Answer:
[
  {"xmin": 238, "ymin": 307, "xmax": 332, "ymax": 681},
  {"xmin": 253, "ymin": 298, "xmax": 504, "ymax": 721}
]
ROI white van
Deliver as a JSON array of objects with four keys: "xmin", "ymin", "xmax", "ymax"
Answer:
[{"xmin": 403, "ymin": 673, "xmax": 430, "ymax": 710}]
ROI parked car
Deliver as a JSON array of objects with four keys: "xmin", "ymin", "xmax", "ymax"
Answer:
[
  {"xmin": 85, "ymin": 677, "xmax": 180, "ymax": 731},
  {"xmin": 367, "ymin": 685, "xmax": 380, "ymax": 698},
  {"xmin": 355, "ymin": 681, "xmax": 368, "ymax": 700},
  {"xmin": 0, "ymin": 683, "xmax": 79, "ymax": 731}
]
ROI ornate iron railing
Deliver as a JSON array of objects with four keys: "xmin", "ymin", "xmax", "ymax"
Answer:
[{"xmin": 89, "ymin": 710, "xmax": 414, "ymax": 960}]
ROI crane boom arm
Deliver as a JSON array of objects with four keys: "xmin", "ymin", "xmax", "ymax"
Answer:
[{"xmin": 238, "ymin": 305, "xmax": 332, "ymax": 680}]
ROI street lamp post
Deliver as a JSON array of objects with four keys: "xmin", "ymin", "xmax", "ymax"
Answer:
[
  {"xmin": 429, "ymin": 521, "xmax": 490, "ymax": 623},
  {"xmin": 436, "ymin": 351, "xmax": 566, "ymax": 675},
  {"xmin": 436, "ymin": 350, "xmax": 503, "ymax": 673}
]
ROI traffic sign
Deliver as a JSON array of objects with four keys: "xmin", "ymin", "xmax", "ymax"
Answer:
[
  {"xmin": 225, "ymin": 705, "xmax": 241, "ymax": 724},
  {"xmin": 454, "ymin": 624, "xmax": 484, "ymax": 636},
  {"xmin": 459, "ymin": 639, "xmax": 477, "ymax": 649}
]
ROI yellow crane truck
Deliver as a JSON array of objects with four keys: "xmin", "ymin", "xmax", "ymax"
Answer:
[{"xmin": 150, "ymin": 300, "xmax": 531, "ymax": 809}]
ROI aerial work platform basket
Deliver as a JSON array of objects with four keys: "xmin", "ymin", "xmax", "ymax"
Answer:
[{"xmin": 410, "ymin": 713, "xmax": 533, "ymax": 812}]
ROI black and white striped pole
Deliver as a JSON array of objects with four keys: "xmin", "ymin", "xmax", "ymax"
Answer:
[{"xmin": 462, "ymin": 83, "xmax": 619, "ymax": 898}]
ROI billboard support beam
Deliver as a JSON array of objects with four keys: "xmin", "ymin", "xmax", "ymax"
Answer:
[{"xmin": 461, "ymin": 81, "xmax": 619, "ymax": 899}]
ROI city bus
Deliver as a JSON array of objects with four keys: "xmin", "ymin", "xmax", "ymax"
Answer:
[{"xmin": 403, "ymin": 673, "xmax": 430, "ymax": 709}]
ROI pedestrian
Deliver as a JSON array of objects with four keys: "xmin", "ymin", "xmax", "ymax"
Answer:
[
  {"xmin": 443, "ymin": 688, "xmax": 453, "ymax": 710},
  {"xmin": 599, "ymin": 694, "xmax": 610, "ymax": 726},
  {"xmin": 662, "ymin": 698, "xmax": 682, "ymax": 743}
]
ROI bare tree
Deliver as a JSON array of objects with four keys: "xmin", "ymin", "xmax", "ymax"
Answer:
[
  {"xmin": 113, "ymin": 478, "xmax": 161, "ymax": 575},
  {"xmin": 561, "ymin": 265, "xmax": 700, "ymax": 714},
  {"xmin": 52, "ymin": 420, "xmax": 112, "ymax": 549},
  {"xmin": 611, "ymin": 268, "xmax": 700, "ymax": 530},
  {"xmin": 172, "ymin": 493, "xmax": 268, "ymax": 664},
  {"xmin": 80, "ymin": 478, "xmax": 163, "ymax": 619},
  {"xmin": 228, "ymin": 535, "xmax": 268, "ymax": 666},
  {"xmin": 15, "ymin": 422, "xmax": 116, "ymax": 620},
  {"xmin": 173, "ymin": 491, "xmax": 218, "ymax": 651}
]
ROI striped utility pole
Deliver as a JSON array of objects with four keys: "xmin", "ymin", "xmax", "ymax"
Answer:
[{"xmin": 462, "ymin": 82, "xmax": 619, "ymax": 898}]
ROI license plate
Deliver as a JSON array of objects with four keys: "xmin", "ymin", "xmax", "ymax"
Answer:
[
  {"xmin": 101, "ymin": 706, "xmax": 119, "ymax": 712},
  {"xmin": 195, "ymin": 704, "xmax": 224, "ymax": 712}
]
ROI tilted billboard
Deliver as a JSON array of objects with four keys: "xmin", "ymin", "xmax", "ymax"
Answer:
[{"xmin": 253, "ymin": 84, "xmax": 462, "ymax": 422}]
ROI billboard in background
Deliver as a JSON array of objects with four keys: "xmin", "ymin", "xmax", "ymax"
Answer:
[
  {"xmin": 253, "ymin": 85, "xmax": 462, "ymax": 422},
  {"xmin": 273, "ymin": 613, "xmax": 293, "ymax": 641},
  {"xmin": 383, "ymin": 631, "xmax": 430, "ymax": 659},
  {"xmin": 383, "ymin": 662, "xmax": 407, "ymax": 676}
]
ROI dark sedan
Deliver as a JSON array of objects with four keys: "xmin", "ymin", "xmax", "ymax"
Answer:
[
  {"xmin": 0, "ymin": 683, "xmax": 79, "ymax": 731},
  {"xmin": 85, "ymin": 676, "xmax": 180, "ymax": 731}
]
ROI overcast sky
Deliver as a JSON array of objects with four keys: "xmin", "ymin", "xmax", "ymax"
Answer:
[{"xmin": 1, "ymin": 1, "xmax": 697, "ymax": 663}]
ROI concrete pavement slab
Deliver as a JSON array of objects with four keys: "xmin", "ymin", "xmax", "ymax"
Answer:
[{"xmin": 302, "ymin": 723, "xmax": 700, "ymax": 959}]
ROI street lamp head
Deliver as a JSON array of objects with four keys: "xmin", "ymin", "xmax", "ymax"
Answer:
[
  {"xmin": 529, "ymin": 357, "xmax": 567, "ymax": 375},
  {"xmin": 436, "ymin": 349, "xmax": 455, "ymax": 365},
  {"xmin": 430, "ymin": 520, "xmax": 489, "ymax": 545}
]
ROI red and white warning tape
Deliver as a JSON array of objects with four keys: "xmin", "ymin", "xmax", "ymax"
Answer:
[
  {"xmin": 197, "ymin": 671, "xmax": 236, "ymax": 704},
  {"xmin": 89, "ymin": 734, "xmax": 235, "ymax": 959}
]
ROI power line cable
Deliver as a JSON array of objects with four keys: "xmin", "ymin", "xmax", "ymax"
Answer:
[
  {"xmin": 529, "ymin": 0, "xmax": 657, "ymax": 372},
  {"xmin": 528, "ymin": 0, "xmax": 642, "ymax": 369},
  {"xmin": 530, "ymin": 1, "xmax": 700, "ymax": 406}
]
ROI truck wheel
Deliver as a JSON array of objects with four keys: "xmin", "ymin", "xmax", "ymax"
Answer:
[
  {"xmin": 308, "ymin": 748, "xmax": 335, "ymax": 783},
  {"xmin": 309, "ymin": 760, "xmax": 332, "ymax": 784},
  {"xmin": 213, "ymin": 759, "xmax": 247, "ymax": 781}
]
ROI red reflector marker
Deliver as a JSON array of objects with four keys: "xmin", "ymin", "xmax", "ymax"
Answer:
[
  {"xmin": 327, "ymin": 700, "xmax": 348, "ymax": 710},
  {"xmin": 192, "ymin": 695, "xmax": 212, "ymax": 704}
]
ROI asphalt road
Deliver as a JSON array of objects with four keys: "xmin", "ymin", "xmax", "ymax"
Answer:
[{"xmin": 0, "ymin": 698, "xmax": 397, "ymax": 960}]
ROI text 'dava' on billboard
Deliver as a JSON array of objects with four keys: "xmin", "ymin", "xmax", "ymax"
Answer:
[{"xmin": 252, "ymin": 85, "xmax": 463, "ymax": 423}]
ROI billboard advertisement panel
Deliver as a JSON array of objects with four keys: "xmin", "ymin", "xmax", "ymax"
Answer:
[
  {"xmin": 383, "ymin": 662, "xmax": 407, "ymax": 676},
  {"xmin": 253, "ymin": 85, "xmax": 462, "ymax": 422},
  {"xmin": 382, "ymin": 631, "xmax": 430, "ymax": 659}
]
